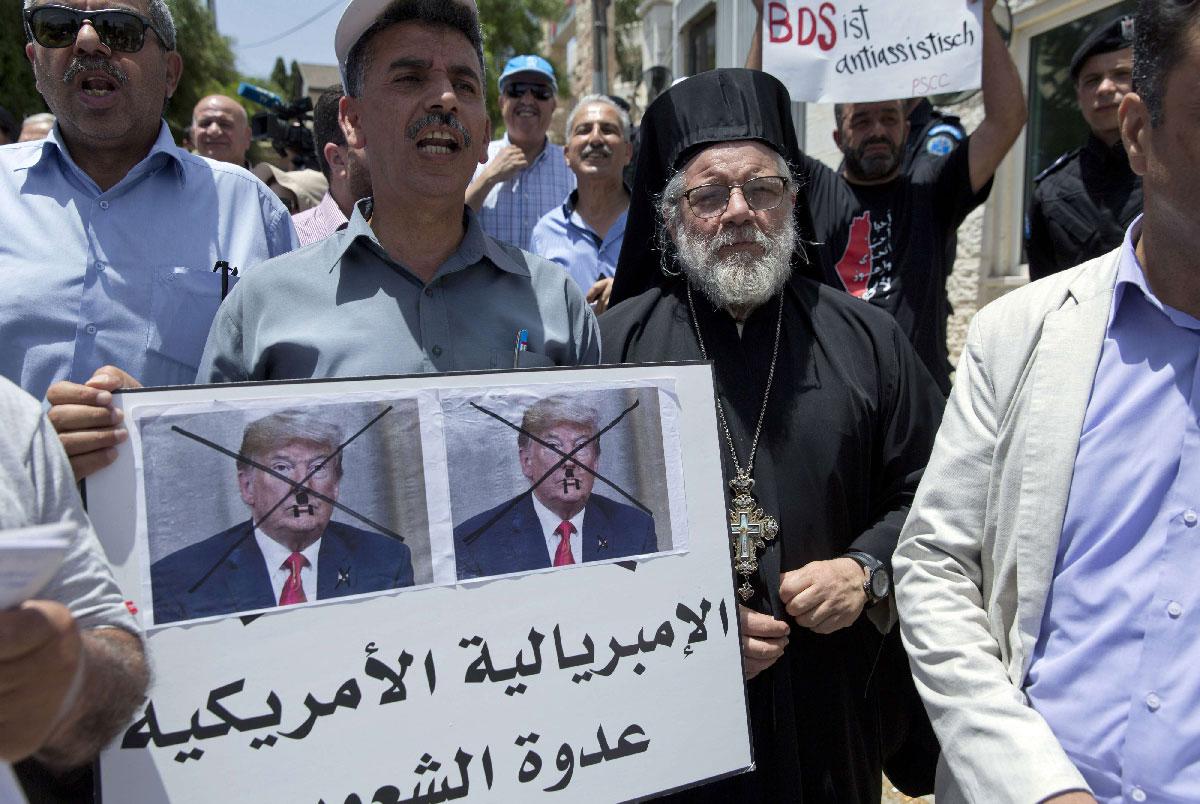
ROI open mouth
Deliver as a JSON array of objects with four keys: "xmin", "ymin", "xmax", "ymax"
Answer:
[
  {"xmin": 80, "ymin": 74, "xmax": 119, "ymax": 97},
  {"xmin": 416, "ymin": 130, "xmax": 461, "ymax": 154}
]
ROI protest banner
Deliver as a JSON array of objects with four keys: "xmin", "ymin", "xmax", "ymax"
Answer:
[
  {"xmin": 87, "ymin": 364, "xmax": 752, "ymax": 802},
  {"xmin": 761, "ymin": 0, "xmax": 984, "ymax": 102}
]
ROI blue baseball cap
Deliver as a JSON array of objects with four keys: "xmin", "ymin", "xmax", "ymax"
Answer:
[{"xmin": 499, "ymin": 55, "xmax": 557, "ymax": 90}]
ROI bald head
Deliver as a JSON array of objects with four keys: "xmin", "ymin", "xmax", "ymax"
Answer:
[{"xmin": 191, "ymin": 95, "xmax": 253, "ymax": 166}]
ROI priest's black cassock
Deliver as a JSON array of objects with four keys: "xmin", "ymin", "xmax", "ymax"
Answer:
[{"xmin": 600, "ymin": 70, "xmax": 945, "ymax": 803}]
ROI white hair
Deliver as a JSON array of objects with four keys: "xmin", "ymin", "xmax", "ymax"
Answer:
[{"xmin": 566, "ymin": 94, "xmax": 631, "ymax": 141}]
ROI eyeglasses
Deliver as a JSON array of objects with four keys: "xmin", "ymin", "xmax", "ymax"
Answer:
[
  {"xmin": 503, "ymin": 81, "xmax": 554, "ymax": 101},
  {"xmin": 24, "ymin": 5, "xmax": 158, "ymax": 53},
  {"xmin": 681, "ymin": 176, "xmax": 792, "ymax": 219}
]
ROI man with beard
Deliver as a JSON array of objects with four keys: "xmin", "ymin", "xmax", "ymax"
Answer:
[
  {"xmin": 7, "ymin": 0, "xmax": 296, "ymax": 481},
  {"xmin": 293, "ymin": 88, "xmax": 374, "ymax": 245},
  {"xmin": 741, "ymin": 0, "xmax": 1025, "ymax": 395},
  {"xmin": 530, "ymin": 95, "xmax": 632, "ymax": 313},
  {"xmin": 600, "ymin": 69, "xmax": 946, "ymax": 802},
  {"xmin": 195, "ymin": 0, "xmax": 597, "ymax": 382}
]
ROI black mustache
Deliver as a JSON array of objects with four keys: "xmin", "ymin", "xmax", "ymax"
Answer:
[{"xmin": 405, "ymin": 113, "xmax": 472, "ymax": 147}]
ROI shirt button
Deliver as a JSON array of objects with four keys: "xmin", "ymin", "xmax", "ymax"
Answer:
[
  {"xmin": 424, "ymin": 286, "xmax": 434, "ymax": 297},
  {"xmin": 1146, "ymin": 693, "xmax": 1161, "ymax": 712},
  {"xmin": 1184, "ymin": 509, "xmax": 1198, "ymax": 526},
  {"xmin": 94, "ymin": 261, "xmax": 105, "ymax": 272},
  {"xmin": 431, "ymin": 345, "xmax": 443, "ymax": 357},
  {"xmin": 98, "ymin": 200, "xmax": 109, "ymax": 210},
  {"xmin": 85, "ymin": 324, "xmax": 97, "ymax": 335},
  {"xmin": 1131, "ymin": 787, "xmax": 1147, "ymax": 802},
  {"xmin": 1168, "ymin": 601, "xmax": 1183, "ymax": 618}
]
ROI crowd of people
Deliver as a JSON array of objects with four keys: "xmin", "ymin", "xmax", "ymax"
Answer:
[{"xmin": 1, "ymin": 0, "xmax": 1190, "ymax": 801}]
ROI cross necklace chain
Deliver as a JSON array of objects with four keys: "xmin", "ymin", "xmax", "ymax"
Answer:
[{"xmin": 687, "ymin": 285, "xmax": 784, "ymax": 601}]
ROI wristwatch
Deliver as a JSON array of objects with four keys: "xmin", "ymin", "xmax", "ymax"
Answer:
[{"xmin": 844, "ymin": 551, "xmax": 890, "ymax": 608}]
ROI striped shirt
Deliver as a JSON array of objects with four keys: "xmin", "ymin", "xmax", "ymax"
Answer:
[
  {"xmin": 473, "ymin": 134, "xmax": 575, "ymax": 252},
  {"xmin": 291, "ymin": 191, "xmax": 348, "ymax": 246}
]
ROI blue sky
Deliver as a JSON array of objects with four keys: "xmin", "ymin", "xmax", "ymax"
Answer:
[{"xmin": 213, "ymin": 0, "xmax": 342, "ymax": 81}]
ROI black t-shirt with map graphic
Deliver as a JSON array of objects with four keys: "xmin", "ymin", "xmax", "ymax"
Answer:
[{"xmin": 803, "ymin": 140, "xmax": 989, "ymax": 394}]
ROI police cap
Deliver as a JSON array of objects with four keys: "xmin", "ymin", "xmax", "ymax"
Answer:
[{"xmin": 1069, "ymin": 14, "xmax": 1135, "ymax": 84}]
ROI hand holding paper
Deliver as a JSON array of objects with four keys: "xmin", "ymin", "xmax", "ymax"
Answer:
[{"xmin": 46, "ymin": 365, "xmax": 139, "ymax": 481}]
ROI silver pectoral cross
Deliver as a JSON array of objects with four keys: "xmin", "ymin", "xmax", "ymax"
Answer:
[{"xmin": 727, "ymin": 472, "xmax": 778, "ymax": 601}]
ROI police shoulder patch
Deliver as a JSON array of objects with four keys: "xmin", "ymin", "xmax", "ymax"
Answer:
[{"xmin": 926, "ymin": 134, "xmax": 955, "ymax": 156}]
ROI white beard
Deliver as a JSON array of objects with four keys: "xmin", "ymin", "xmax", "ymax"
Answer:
[{"xmin": 674, "ymin": 219, "xmax": 796, "ymax": 313}]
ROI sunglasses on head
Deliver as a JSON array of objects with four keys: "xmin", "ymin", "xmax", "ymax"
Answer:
[
  {"xmin": 24, "ymin": 4, "xmax": 158, "ymax": 53},
  {"xmin": 503, "ymin": 81, "xmax": 554, "ymax": 101}
]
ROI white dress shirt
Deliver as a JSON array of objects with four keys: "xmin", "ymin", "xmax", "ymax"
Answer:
[
  {"xmin": 254, "ymin": 529, "xmax": 321, "ymax": 603},
  {"xmin": 530, "ymin": 494, "xmax": 584, "ymax": 564}
]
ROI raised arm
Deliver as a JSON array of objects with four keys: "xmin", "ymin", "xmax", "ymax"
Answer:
[
  {"xmin": 746, "ymin": 0, "xmax": 764, "ymax": 70},
  {"xmin": 968, "ymin": 0, "xmax": 1028, "ymax": 193}
]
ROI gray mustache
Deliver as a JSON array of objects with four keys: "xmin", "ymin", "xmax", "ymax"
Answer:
[
  {"xmin": 580, "ymin": 142, "xmax": 613, "ymax": 159},
  {"xmin": 62, "ymin": 56, "xmax": 128, "ymax": 85},
  {"xmin": 405, "ymin": 113, "xmax": 471, "ymax": 147}
]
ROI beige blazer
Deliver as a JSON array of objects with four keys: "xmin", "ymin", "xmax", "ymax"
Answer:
[{"xmin": 894, "ymin": 248, "xmax": 1122, "ymax": 803}]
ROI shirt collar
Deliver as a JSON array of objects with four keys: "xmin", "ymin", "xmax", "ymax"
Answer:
[
  {"xmin": 530, "ymin": 492, "xmax": 586, "ymax": 540},
  {"xmin": 22, "ymin": 120, "xmax": 186, "ymax": 187},
  {"xmin": 501, "ymin": 132, "xmax": 551, "ymax": 167},
  {"xmin": 254, "ymin": 527, "xmax": 321, "ymax": 570},
  {"xmin": 340, "ymin": 197, "xmax": 530, "ymax": 278},
  {"xmin": 1113, "ymin": 215, "xmax": 1200, "ymax": 331},
  {"xmin": 561, "ymin": 189, "xmax": 631, "ymax": 241}
]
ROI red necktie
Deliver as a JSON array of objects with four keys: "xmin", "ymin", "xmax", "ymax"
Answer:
[
  {"xmin": 279, "ymin": 552, "xmax": 309, "ymax": 606},
  {"xmin": 553, "ymin": 520, "xmax": 576, "ymax": 566}
]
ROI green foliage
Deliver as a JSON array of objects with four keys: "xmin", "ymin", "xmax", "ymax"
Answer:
[
  {"xmin": 270, "ymin": 57, "xmax": 290, "ymax": 92},
  {"xmin": 613, "ymin": 0, "xmax": 643, "ymax": 85},
  {"xmin": 477, "ymin": 0, "xmax": 563, "ymax": 133},
  {"xmin": 165, "ymin": 0, "xmax": 240, "ymax": 139},
  {"xmin": 0, "ymin": 4, "xmax": 47, "ymax": 121}
]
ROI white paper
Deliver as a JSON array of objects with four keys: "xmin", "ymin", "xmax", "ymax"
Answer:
[
  {"xmin": 762, "ymin": 0, "xmax": 983, "ymax": 102},
  {"xmin": 88, "ymin": 365, "xmax": 752, "ymax": 802},
  {"xmin": 0, "ymin": 523, "xmax": 71, "ymax": 609}
]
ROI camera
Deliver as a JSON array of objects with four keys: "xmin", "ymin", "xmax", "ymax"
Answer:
[{"xmin": 237, "ymin": 82, "xmax": 318, "ymax": 171}]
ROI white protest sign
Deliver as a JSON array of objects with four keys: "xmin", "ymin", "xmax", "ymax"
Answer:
[
  {"xmin": 762, "ymin": 0, "xmax": 984, "ymax": 102},
  {"xmin": 87, "ymin": 364, "xmax": 752, "ymax": 802}
]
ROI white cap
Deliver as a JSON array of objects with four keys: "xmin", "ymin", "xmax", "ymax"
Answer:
[{"xmin": 334, "ymin": 0, "xmax": 393, "ymax": 89}]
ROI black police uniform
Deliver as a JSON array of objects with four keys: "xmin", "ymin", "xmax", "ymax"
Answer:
[
  {"xmin": 903, "ymin": 98, "xmax": 966, "ymax": 180},
  {"xmin": 1025, "ymin": 134, "xmax": 1142, "ymax": 281}
]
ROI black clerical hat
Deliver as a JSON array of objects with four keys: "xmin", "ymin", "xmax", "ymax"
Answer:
[
  {"xmin": 609, "ymin": 69, "xmax": 822, "ymax": 306},
  {"xmin": 1069, "ymin": 14, "xmax": 1135, "ymax": 83}
]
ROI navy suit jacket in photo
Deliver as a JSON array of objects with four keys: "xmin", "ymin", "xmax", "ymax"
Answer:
[
  {"xmin": 453, "ymin": 493, "xmax": 657, "ymax": 580},
  {"xmin": 150, "ymin": 519, "xmax": 413, "ymax": 624}
]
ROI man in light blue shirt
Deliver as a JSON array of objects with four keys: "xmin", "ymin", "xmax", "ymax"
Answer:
[
  {"xmin": 895, "ymin": 2, "xmax": 1200, "ymax": 802},
  {"xmin": 465, "ymin": 55, "xmax": 575, "ymax": 251},
  {"xmin": 530, "ymin": 95, "xmax": 631, "ymax": 314},
  {"xmin": 8, "ymin": 0, "xmax": 295, "ymax": 480}
]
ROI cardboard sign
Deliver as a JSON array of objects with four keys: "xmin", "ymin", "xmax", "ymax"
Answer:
[
  {"xmin": 762, "ymin": 0, "xmax": 984, "ymax": 102},
  {"xmin": 87, "ymin": 364, "xmax": 752, "ymax": 802}
]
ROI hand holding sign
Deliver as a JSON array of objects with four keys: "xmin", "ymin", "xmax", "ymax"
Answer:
[{"xmin": 761, "ymin": 0, "xmax": 985, "ymax": 102}]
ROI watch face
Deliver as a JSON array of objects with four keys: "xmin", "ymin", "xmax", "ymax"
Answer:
[{"xmin": 870, "ymin": 569, "xmax": 891, "ymax": 599}]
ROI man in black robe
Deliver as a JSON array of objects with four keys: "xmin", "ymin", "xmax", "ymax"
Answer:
[{"xmin": 601, "ymin": 69, "xmax": 945, "ymax": 802}]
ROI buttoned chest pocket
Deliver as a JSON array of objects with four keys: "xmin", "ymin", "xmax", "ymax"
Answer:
[{"xmin": 145, "ymin": 265, "xmax": 229, "ymax": 386}]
